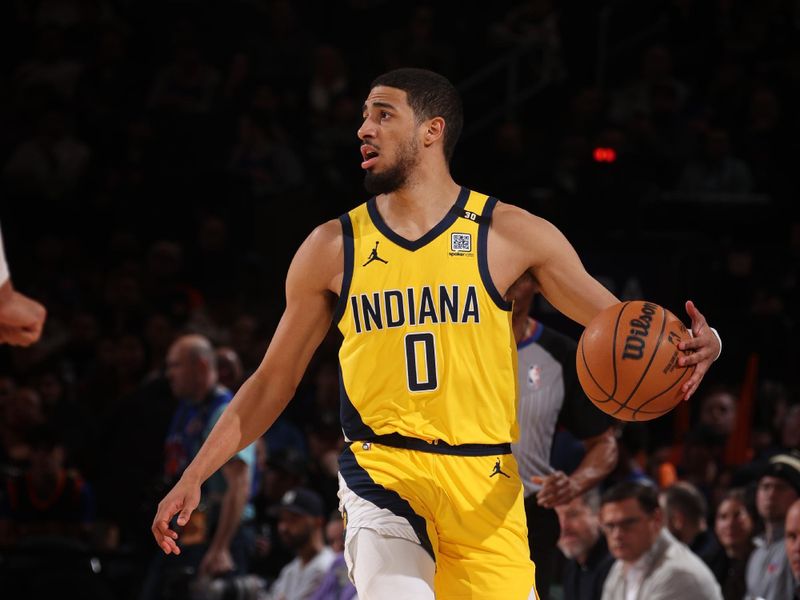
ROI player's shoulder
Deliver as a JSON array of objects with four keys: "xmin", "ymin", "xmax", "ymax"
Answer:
[
  {"xmin": 490, "ymin": 199, "xmax": 562, "ymax": 241},
  {"xmin": 305, "ymin": 218, "xmax": 344, "ymax": 253},
  {"xmin": 288, "ymin": 219, "xmax": 344, "ymax": 291}
]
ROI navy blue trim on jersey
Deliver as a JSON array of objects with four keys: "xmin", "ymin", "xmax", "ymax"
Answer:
[
  {"xmin": 333, "ymin": 213, "xmax": 355, "ymax": 324},
  {"xmin": 366, "ymin": 186, "xmax": 470, "ymax": 251},
  {"xmin": 478, "ymin": 197, "xmax": 513, "ymax": 311},
  {"xmin": 339, "ymin": 446, "xmax": 435, "ymax": 561},
  {"xmin": 339, "ymin": 365, "xmax": 377, "ymax": 441},
  {"xmin": 367, "ymin": 433, "xmax": 512, "ymax": 456}
]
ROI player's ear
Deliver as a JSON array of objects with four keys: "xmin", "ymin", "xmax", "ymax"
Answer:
[{"xmin": 423, "ymin": 117, "xmax": 445, "ymax": 147}]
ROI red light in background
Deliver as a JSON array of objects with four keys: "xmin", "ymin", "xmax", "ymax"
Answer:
[{"xmin": 593, "ymin": 147, "xmax": 617, "ymax": 163}]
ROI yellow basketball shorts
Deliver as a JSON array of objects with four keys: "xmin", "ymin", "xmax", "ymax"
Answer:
[{"xmin": 338, "ymin": 439, "xmax": 537, "ymax": 599}]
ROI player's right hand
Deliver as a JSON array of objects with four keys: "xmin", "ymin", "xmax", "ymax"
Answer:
[{"xmin": 151, "ymin": 477, "xmax": 201, "ymax": 555}]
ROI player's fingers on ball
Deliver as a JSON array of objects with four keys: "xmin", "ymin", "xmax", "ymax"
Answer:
[{"xmin": 678, "ymin": 336, "xmax": 702, "ymax": 352}]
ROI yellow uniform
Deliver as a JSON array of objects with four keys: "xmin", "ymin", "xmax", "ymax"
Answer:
[{"xmin": 335, "ymin": 188, "xmax": 537, "ymax": 599}]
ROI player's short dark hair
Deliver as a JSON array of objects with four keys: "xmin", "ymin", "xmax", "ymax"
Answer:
[
  {"xmin": 370, "ymin": 68, "xmax": 463, "ymax": 163},
  {"xmin": 661, "ymin": 482, "xmax": 708, "ymax": 525},
  {"xmin": 601, "ymin": 481, "xmax": 660, "ymax": 515}
]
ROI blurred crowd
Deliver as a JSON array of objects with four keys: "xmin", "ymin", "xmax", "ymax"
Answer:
[{"xmin": 0, "ymin": 0, "xmax": 798, "ymax": 599}]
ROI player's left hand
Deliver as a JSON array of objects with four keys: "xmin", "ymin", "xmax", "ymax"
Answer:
[
  {"xmin": 532, "ymin": 471, "xmax": 581, "ymax": 508},
  {"xmin": 677, "ymin": 300, "xmax": 721, "ymax": 401}
]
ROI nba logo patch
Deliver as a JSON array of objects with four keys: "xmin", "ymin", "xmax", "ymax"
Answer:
[
  {"xmin": 527, "ymin": 364, "xmax": 541, "ymax": 389},
  {"xmin": 451, "ymin": 232, "xmax": 471, "ymax": 253}
]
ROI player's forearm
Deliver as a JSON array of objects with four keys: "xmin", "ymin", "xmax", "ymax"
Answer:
[
  {"xmin": 571, "ymin": 430, "xmax": 618, "ymax": 494},
  {"xmin": 182, "ymin": 371, "xmax": 295, "ymax": 485}
]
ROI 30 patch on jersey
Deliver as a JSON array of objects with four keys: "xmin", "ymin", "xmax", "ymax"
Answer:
[{"xmin": 450, "ymin": 232, "xmax": 472, "ymax": 253}]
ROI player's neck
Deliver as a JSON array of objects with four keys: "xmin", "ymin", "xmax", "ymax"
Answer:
[{"xmin": 376, "ymin": 171, "xmax": 461, "ymax": 233}]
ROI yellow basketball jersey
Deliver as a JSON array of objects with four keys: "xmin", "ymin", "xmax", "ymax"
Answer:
[{"xmin": 335, "ymin": 187, "xmax": 519, "ymax": 446}]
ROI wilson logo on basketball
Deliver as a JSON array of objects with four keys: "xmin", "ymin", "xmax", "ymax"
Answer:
[
  {"xmin": 621, "ymin": 301, "xmax": 658, "ymax": 360},
  {"xmin": 576, "ymin": 300, "xmax": 696, "ymax": 422}
]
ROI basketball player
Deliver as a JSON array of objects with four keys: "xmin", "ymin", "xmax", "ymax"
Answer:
[
  {"xmin": 0, "ymin": 223, "xmax": 46, "ymax": 346},
  {"xmin": 152, "ymin": 68, "xmax": 721, "ymax": 599}
]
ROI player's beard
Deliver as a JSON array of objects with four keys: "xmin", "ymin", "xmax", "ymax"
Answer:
[{"xmin": 363, "ymin": 135, "xmax": 420, "ymax": 195}]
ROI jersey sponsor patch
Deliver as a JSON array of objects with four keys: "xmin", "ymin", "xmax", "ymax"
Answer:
[{"xmin": 450, "ymin": 232, "xmax": 471, "ymax": 253}]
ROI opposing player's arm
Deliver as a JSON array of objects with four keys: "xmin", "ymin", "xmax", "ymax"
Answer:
[
  {"xmin": 152, "ymin": 219, "xmax": 343, "ymax": 554},
  {"xmin": 492, "ymin": 203, "xmax": 618, "ymax": 326}
]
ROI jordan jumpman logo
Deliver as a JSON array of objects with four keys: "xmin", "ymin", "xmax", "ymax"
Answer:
[{"xmin": 363, "ymin": 241, "xmax": 389, "ymax": 266}]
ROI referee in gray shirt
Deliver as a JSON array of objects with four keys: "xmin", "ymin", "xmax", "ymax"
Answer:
[{"xmin": 509, "ymin": 273, "xmax": 619, "ymax": 599}]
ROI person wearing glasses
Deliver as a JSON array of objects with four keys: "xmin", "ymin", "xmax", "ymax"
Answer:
[{"xmin": 599, "ymin": 481, "xmax": 721, "ymax": 600}]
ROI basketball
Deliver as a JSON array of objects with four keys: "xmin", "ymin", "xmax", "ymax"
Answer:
[{"xmin": 576, "ymin": 301, "xmax": 696, "ymax": 422}]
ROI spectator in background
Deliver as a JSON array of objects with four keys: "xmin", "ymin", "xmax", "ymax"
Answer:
[
  {"xmin": 216, "ymin": 346, "xmax": 244, "ymax": 392},
  {"xmin": 252, "ymin": 448, "xmax": 308, "ymax": 581},
  {"xmin": 600, "ymin": 482, "xmax": 721, "ymax": 600},
  {"xmin": 704, "ymin": 488, "xmax": 755, "ymax": 600},
  {"xmin": 148, "ymin": 38, "xmax": 220, "ymax": 115},
  {"xmin": 309, "ymin": 510, "xmax": 358, "ymax": 600},
  {"xmin": 786, "ymin": 498, "xmax": 800, "ymax": 598},
  {"xmin": 140, "ymin": 334, "xmax": 256, "ymax": 599},
  {"xmin": 660, "ymin": 481, "xmax": 717, "ymax": 557},
  {"xmin": 780, "ymin": 404, "xmax": 800, "ymax": 453},
  {"xmin": 698, "ymin": 386, "xmax": 738, "ymax": 442},
  {"xmin": 1, "ymin": 386, "xmax": 45, "ymax": 469},
  {"xmin": 556, "ymin": 488, "xmax": 614, "ymax": 600},
  {"xmin": 308, "ymin": 45, "xmax": 349, "ymax": 123},
  {"xmin": 677, "ymin": 128, "xmax": 753, "ymax": 195},
  {"xmin": 266, "ymin": 487, "xmax": 335, "ymax": 600},
  {"xmin": 227, "ymin": 113, "xmax": 304, "ymax": 200},
  {"xmin": 2, "ymin": 107, "xmax": 91, "ymax": 201},
  {"xmin": 0, "ymin": 425, "xmax": 94, "ymax": 545},
  {"xmin": 746, "ymin": 452, "xmax": 800, "ymax": 600},
  {"xmin": 15, "ymin": 25, "xmax": 84, "ymax": 102},
  {"xmin": 609, "ymin": 45, "xmax": 688, "ymax": 125}
]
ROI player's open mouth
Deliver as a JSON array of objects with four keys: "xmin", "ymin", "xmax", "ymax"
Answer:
[{"xmin": 360, "ymin": 144, "xmax": 380, "ymax": 169}]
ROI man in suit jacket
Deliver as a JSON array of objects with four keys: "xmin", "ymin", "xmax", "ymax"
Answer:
[{"xmin": 599, "ymin": 482, "xmax": 721, "ymax": 600}]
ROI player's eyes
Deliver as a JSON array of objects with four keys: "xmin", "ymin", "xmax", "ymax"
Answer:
[{"xmin": 380, "ymin": 111, "xmax": 390, "ymax": 120}]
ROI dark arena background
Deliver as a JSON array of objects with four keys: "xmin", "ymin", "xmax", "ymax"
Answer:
[{"xmin": 0, "ymin": 1, "xmax": 797, "ymax": 599}]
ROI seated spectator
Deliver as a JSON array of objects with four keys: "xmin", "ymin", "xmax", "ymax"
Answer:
[
  {"xmin": 1, "ymin": 386, "xmax": 45, "ymax": 469},
  {"xmin": 786, "ymin": 498, "xmax": 800, "ymax": 598},
  {"xmin": 309, "ymin": 511, "xmax": 357, "ymax": 600},
  {"xmin": 251, "ymin": 447, "xmax": 308, "ymax": 580},
  {"xmin": 267, "ymin": 487, "xmax": 335, "ymax": 600},
  {"xmin": 704, "ymin": 488, "xmax": 755, "ymax": 600},
  {"xmin": 677, "ymin": 128, "xmax": 753, "ymax": 195},
  {"xmin": 660, "ymin": 481, "xmax": 718, "ymax": 557},
  {"xmin": 746, "ymin": 452, "xmax": 800, "ymax": 600},
  {"xmin": 600, "ymin": 481, "xmax": 721, "ymax": 599},
  {"xmin": 555, "ymin": 488, "xmax": 614, "ymax": 600},
  {"xmin": 0, "ymin": 425, "xmax": 94, "ymax": 545}
]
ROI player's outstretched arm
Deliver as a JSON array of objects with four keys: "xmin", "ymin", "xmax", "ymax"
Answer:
[
  {"xmin": 492, "ymin": 204, "xmax": 720, "ymax": 400},
  {"xmin": 151, "ymin": 220, "xmax": 343, "ymax": 555}
]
